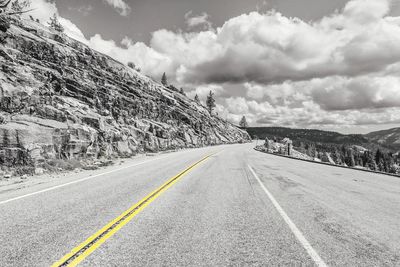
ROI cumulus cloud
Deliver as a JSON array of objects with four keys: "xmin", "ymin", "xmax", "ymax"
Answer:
[
  {"xmin": 89, "ymin": 0, "xmax": 400, "ymax": 91},
  {"xmin": 103, "ymin": 0, "xmax": 131, "ymax": 16},
  {"xmin": 88, "ymin": 34, "xmax": 171, "ymax": 78},
  {"xmin": 28, "ymin": 0, "xmax": 57, "ymax": 23},
  {"xmin": 29, "ymin": 0, "xmax": 87, "ymax": 43},
  {"xmin": 176, "ymin": 1, "xmax": 400, "ymax": 84},
  {"xmin": 311, "ymin": 75, "xmax": 400, "ymax": 110},
  {"xmin": 185, "ymin": 11, "xmax": 212, "ymax": 30}
]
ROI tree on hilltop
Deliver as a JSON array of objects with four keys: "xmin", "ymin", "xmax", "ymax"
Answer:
[
  {"xmin": 206, "ymin": 90, "xmax": 216, "ymax": 115},
  {"xmin": 239, "ymin": 116, "xmax": 248, "ymax": 128},
  {"xmin": 194, "ymin": 94, "xmax": 200, "ymax": 103},
  {"xmin": 161, "ymin": 72, "xmax": 168, "ymax": 86},
  {"xmin": 48, "ymin": 13, "xmax": 64, "ymax": 33}
]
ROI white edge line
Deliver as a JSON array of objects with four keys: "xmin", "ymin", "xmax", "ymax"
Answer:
[
  {"xmin": 247, "ymin": 164, "xmax": 328, "ymax": 267},
  {"xmin": 0, "ymin": 155, "xmax": 174, "ymax": 206}
]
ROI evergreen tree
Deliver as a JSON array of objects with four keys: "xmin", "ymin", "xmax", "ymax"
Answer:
[
  {"xmin": 364, "ymin": 151, "xmax": 377, "ymax": 171},
  {"xmin": 48, "ymin": 13, "xmax": 64, "ymax": 33},
  {"xmin": 194, "ymin": 94, "xmax": 200, "ymax": 103},
  {"xmin": 308, "ymin": 144, "xmax": 317, "ymax": 158},
  {"xmin": 206, "ymin": 90, "xmax": 216, "ymax": 115},
  {"xmin": 347, "ymin": 149, "xmax": 356, "ymax": 167},
  {"xmin": 161, "ymin": 72, "xmax": 168, "ymax": 86},
  {"xmin": 2, "ymin": 129, "xmax": 10, "ymax": 148},
  {"xmin": 239, "ymin": 116, "xmax": 249, "ymax": 128},
  {"xmin": 15, "ymin": 130, "xmax": 22, "ymax": 148},
  {"xmin": 333, "ymin": 149, "xmax": 342, "ymax": 165},
  {"xmin": 127, "ymin": 62, "xmax": 136, "ymax": 69}
]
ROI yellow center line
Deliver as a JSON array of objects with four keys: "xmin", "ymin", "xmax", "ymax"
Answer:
[{"xmin": 52, "ymin": 153, "xmax": 216, "ymax": 267}]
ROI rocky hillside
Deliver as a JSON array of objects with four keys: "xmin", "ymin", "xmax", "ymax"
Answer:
[
  {"xmin": 365, "ymin": 128, "xmax": 400, "ymax": 150},
  {"xmin": 0, "ymin": 16, "xmax": 249, "ymax": 169}
]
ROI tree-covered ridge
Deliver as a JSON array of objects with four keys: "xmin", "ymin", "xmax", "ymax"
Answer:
[
  {"xmin": 250, "ymin": 127, "xmax": 400, "ymax": 175},
  {"xmin": 246, "ymin": 127, "xmax": 368, "ymax": 145}
]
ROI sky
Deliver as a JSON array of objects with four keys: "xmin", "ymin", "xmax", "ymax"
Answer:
[{"xmin": 27, "ymin": 0, "xmax": 400, "ymax": 134}]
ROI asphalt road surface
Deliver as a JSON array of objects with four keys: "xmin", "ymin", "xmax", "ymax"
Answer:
[{"xmin": 1, "ymin": 143, "xmax": 399, "ymax": 266}]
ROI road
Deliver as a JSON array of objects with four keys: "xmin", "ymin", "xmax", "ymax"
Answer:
[{"xmin": 1, "ymin": 143, "xmax": 400, "ymax": 266}]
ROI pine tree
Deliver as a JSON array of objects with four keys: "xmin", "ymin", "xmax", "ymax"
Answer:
[
  {"xmin": 333, "ymin": 149, "xmax": 342, "ymax": 165},
  {"xmin": 161, "ymin": 72, "xmax": 168, "ymax": 86},
  {"xmin": 127, "ymin": 62, "xmax": 136, "ymax": 69},
  {"xmin": 348, "ymin": 149, "xmax": 356, "ymax": 167},
  {"xmin": 194, "ymin": 94, "xmax": 200, "ymax": 103},
  {"xmin": 48, "ymin": 13, "xmax": 64, "ymax": 33},
  {"xmin": 2, "ymin": 129, "xmax": 10, "ymax": 148},
  {"xmin": 206, "ymin": 90, "xmax": 216, "ymax": 115},
  {"xmin": 16, "ymin": 130, "xmax": 22, "ymax": 148},
  {"xmin": 364, "ymin": 151, "xmax": 377, "ymax": 171},
  {"xmin": 239, "ymin": 116, "xmax": 248, "ymax": 128}
]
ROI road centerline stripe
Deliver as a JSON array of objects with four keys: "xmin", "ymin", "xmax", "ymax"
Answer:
[
  {"xmin": 247, "ymin": 164, "xmax": 328, "ymax": 267},
  {"xmin": 52, "ymin": 154, "xmax": 214, "ymax": 267}
]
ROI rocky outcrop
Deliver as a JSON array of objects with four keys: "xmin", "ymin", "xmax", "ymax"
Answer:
[{"xmin": 0, "ymin": 17, "xmax": 250, "ymax": 169}]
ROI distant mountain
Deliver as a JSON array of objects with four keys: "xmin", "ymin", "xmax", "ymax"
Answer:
[
  {"xmin": 365, "ymin": 128, "xmax": 400, "ymax": 150},
  {"xmin": 245, "ymin": 127, "xmax": 368, "ymax": 145}
]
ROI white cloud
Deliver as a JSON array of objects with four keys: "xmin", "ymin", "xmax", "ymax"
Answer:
[
  {"xmin": 113, "ymin": 0, "xmax": 399, "ymax": 87},
  {"xmin": 58, "ymin": 17, "xmax": 88, "ymax": 44},
  {"xmin": 28, "ymin": 0, "xmax": 87, "ymax": 43},
  {"xmin": 184, "ymin": 11, "xmax": 212, "ymax": 30},
  {"xmin": 88, "ymin": 34, "xmax": 172, "ymax": 78},
  {"xmin": 28, "ymin": 0, "xmax": 57, "ymax": 23},
  {"xmin": 311, "ymin": 75, "xmax": 400, "ymax": 110},
  {"xmin": 103, "ymin": 0, "xmax": 131, "ymax": 16}
]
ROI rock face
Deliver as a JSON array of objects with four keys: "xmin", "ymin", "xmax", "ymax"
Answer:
[{"xmin": 0, "ymin": 17, "xmax": 250, "ymax": 167}]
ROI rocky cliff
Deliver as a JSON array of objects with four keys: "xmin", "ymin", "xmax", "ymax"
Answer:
[{"xmin": 0, "ymin": 16, "xmax": 249, "ymax": 171}]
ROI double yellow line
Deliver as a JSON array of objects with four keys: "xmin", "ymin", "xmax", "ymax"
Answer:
[{"xmin": 52, "ymin": 154, "xmax": 214, "ymax": 267}]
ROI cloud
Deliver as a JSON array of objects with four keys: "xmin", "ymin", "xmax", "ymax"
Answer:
[
  {"xmin": 103, "ymin": 0, "xmax": 131, "ymax": 16},
  {"xmin": 28, "ymin": 0, "xmax": 57, "ymax": 23},
  {"xmin": 184, "ymin": 11, "xmax": 212, "ymax": 30},
  {"xmin": 88, "ymin": 34, "xmax": 172, "ymax": 79},
  {"xmin": 311, "ymin": 75, "xmax": 400, "ymax": 111},
  {"xmin": 28, "ymin": 0, "xmax": 87, "ymax": 43},
  {"xmin": 58, "ymin": 17, "xmax": 88, "ymax": 44},
  {"xmin": 121, "ymin": 0, "xmax": 400, "ymax": 87}
]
